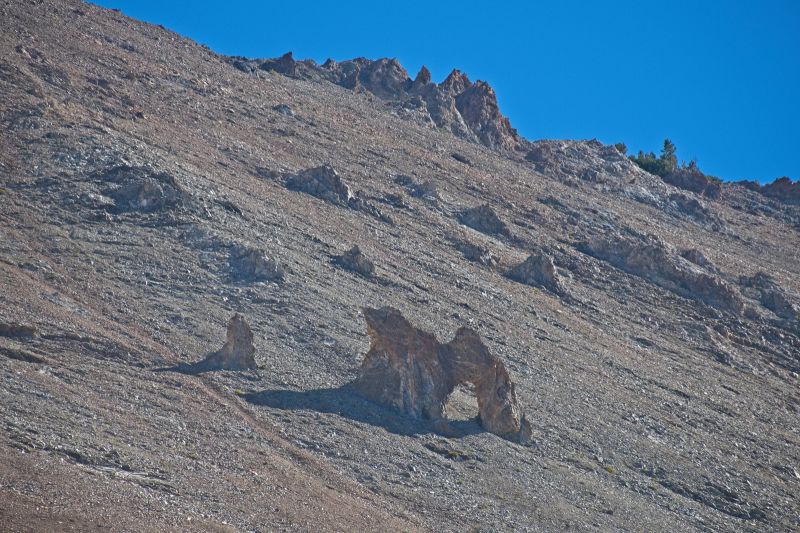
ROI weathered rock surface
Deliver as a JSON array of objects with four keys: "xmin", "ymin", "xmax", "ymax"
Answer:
[
  {"xmin": 580, "ymin": 233, "xmax": 745, "ymax": 315},
  {"xmin": 740, "ymin": 272, "xmax": 798, "ymax": 320},
  {"xmin": 197, "ymin": 314, "xmax": 257, "ymax": 371},
  {"xmin": 231, "ymin": 54, "xmax": 520, "ymax": 150},
  {"xmin": 333, "ymin": 245, "xmax": 374, "ymax": 277},
  {"xmin": 102, "ymin": 165, "xmax": 187, "ymax": 212},
  {"xmin": 507, "ymin": 253, "xmax": 565, "ymax": 294},
  {"xmin": 0, "ymin": 323, "xmax": 38, "ymax": 338},
  {"xmin": 286, "ymin": 165, "xmax": 353, "ymax": 206},
  {"xmin": 352, "ymin": 307, "xmax": 531, "ymax": 443},
  {"xmin": 229, "ymin": 244, "xmax": 284, "ymax": 282},
  {"xmin": 451, "ymin": 238, "xmax": 497, "ymax": 267},
  {"xmin": 737, "ymin": 176, "xmax": 800, "ymax": 204},
  {"xmin": 458, "ymin": 204, "xmax": 510, "ymax": 237},
  {"xmin": 662, "ymin": 167, "xmax": 722, "ymax": 199}
]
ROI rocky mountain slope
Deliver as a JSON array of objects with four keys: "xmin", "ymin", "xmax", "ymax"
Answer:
[{"xmin": 1, "ymin": 1, "xmax": 799, "ymax": 531}]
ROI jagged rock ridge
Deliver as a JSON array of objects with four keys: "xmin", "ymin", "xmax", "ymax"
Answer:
[{"xmin": 230, "ymin": 52, "xmax": 520, "ymax": 151}]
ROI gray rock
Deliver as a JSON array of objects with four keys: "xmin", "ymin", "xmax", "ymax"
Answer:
[{"xmin": 458, "ymin": 204, "xmax": 510, "ymax": 237}]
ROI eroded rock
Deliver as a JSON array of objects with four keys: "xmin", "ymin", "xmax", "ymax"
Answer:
[
  {"xmin": 334, "ymin": 245, "xmax": 374, "ymax": 277},
  {"xmin": 0, "ymin": 323, "xmax": 38, "ymax": 338},
  {"xmin": 102, "ymin": 165, "xmax": 186, "ymax": 213},
  {"xmin": 580, "ymin": 233, "xmax": 744, "ymax": 315},
  {"xmin": 740, "ymin": 272, "xmax": 798, "ymax": 320},
  {"xmin": 235, "ymin": 54, "xmax": 520, "ymax": 151},
  {"xmin": 229, "ymin": 244, "xmax": 284, "ymax": 282},
  {"xmin": 198, "ymin": 314, "xmax": 257, "ymax": 371},
  {"xmin": 507, "ymin": 253, "xmax": 565, "ymax": 294},
  {"xmin": 662, "ymin": 167, "xmax": 722, "ymax": 199},
  {"xmin": 286, "ymin": 165, "xmax": 353, "ymax": 205},
  {"xmin": 458, "ymin": 204, "xmax": 510, "ymax": 237},
  {"xmin": 352, "ymin": 307, "xmax": 531, "ymax": 443}
]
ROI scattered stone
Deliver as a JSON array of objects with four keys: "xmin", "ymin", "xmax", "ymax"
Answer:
[
  {"xmin": 458, "ymin": 204, "xmax": 510, "ymax": 237},
  {"xmin": 285, "ymin": 165, "xmax": 352, "ymax": 206},
  {"xmin": 0, "ymin": 323, "xmax": 38, "ymax": 338},
  {"xmin": 197, "ymin": 314, "xmax": 257, "ymax": 371},
  {"xmin": 229, "ymin": 244, "xmax": 284, "ymax": 282},
  {"xmin": 507, "ymin": 253, "xmax": 565, "ymax": 294},
  {"xmin": 334, "ymin": 246, "xmax": 374, "ymax": 277},
  {"xmin": 352, "ymin": 307, "xmax": 531, "ymax": 443}
]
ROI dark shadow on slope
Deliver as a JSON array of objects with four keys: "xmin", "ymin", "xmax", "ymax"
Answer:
[{"xmin": 244, "ymin": 384, "xmax": 485, "ymax": 439}]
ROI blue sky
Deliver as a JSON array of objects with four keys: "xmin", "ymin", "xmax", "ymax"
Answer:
[{"xmin": 94, "ymin": 0, "xmax": 799, "ymax": 183}]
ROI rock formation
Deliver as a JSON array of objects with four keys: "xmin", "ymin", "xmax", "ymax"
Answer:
[
  {"xmin": 334, "ymin": 245, "xmax": 374, "ymax": 277},
  {"xmin": 230, "ymin": 54, "xmax": 520, "ymax": 151},
  {"xmin": 507, "ymin": 253, "xmax": 565, "ymax": 294},
  {"xmin": 662, "ymin": 167, "xmax": 722, "ymax": 199},
  {"xmin": 580, "ymin": 233, "xmax": 745, "ymax": 315},
  {"xmin": 229, "ymin": 244, "xmax": 284, "ymax": 282},
  {"xmin": 197, "ymin": 314, "xmax": 257, "ymax": 371},
  {"xmin": 736, "ymin": 176, "xmax": 800, "ymax": 204},
  {"xmin": 102, "ymin": 165, "xmax": 186, "ymax": 213},
  {"xmin": 285, "ymin": 165, "xmax": 353, "ymax": 206},
  {"xmin": 740, "ymin": 272, "xmax": 798, "ymax": 320},
  {"xmin": 352, "ymin": 307, "xmax": 531, "ymax": 443},
  {"xmin": 458, "ymin": 204, "xmax": 510, "ymax": 237}
]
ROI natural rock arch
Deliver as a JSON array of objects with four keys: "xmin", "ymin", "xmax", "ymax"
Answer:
[{"xmin": 352, "ymin": 307, "xmax": 531, "ymax": 443}]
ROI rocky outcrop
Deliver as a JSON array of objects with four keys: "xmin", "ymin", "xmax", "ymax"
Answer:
[
  {"xmin": 102, "ymin": 165, "xmax": 186, "ymax": 213},
  {"xmin": 458, "ymin": 205, "xmax": 510, "ymax": 237},
  {"xmin": 739, "ymin": 272, "xmax": 798, "ymax": 320},
  {"xmin": 334, "ymin": 245, "xmax": 374, "ymax": 277},
  {"xmin": 525, "ymin": 139, "xmax": 650, "ymax": 185},
  {"xmin": 0, "ymin": 323, "xmax": 38, "ymax": 338},
  {"xmin": 507, "ymin": 253, "xmax": 565, "ymax": 294},
  {"xmin": 286, "ymin": 165, "xmax": 353, "ymax": 206},
  {"xmin": 231, "ymin": 54, "xmax": 520, "ymax": 151},
  {"xmin": 286, "ymin": 165, "xmax": 390, "ymax": 223},
  {"xmin": 229, "ymin": 244, "xmax": 284, "ymax": 282},
  {"xmin": 736, "ymin": 177, "xmax": 800, "ymax": 204},
  {"xmin": 580, "ymin": 233, "xmax": 745, "ymax": 315},
  {"xmin": 452, "ymin": 238, "xmax": 497, "ymax": 267},
  {"xmin": 352, "ymin": 307, "xmax": 531, "ymax": 443},
  {"xmin": 197, "ymin": 314, "xmax": 257, "ymax": 371},
  {"xmin": 662, "ymin": 167, "xmax": 722, "ymax": 199}
]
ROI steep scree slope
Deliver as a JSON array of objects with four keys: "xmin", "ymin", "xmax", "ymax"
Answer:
[{"xmin": 1, "ymin": 1, "xmax": 799, "ymax": 531}]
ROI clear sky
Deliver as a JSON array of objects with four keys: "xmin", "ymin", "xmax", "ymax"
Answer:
[{"xmin": 94, "ymin": 0, "xmax": 799, "ymax": 183}]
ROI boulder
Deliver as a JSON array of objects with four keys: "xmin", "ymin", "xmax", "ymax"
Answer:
[
  {"xmin": 334, "ymin": 245, "xmax": 374, "ymax": 277},
  {"xmin": 458, "ymin": 204, "xmax": 510, "ymax": 237},
  {"xmin": 198, "ymin": 314, "xmax": 257, "ymax": 371},
  {"xmin": 285, "ymin": 165, "xmax": 352, "ymax": 206},
  {"xmin": 229, "ymin": 245, "xmax": 284, "ymax": 282},
  {"xmin": 352, "ymin": 307, "xmax": 531, "ymax": 443},
  {"xmin": 507, "ymin": 253, "xmax": 565, "ymax": 294}
]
